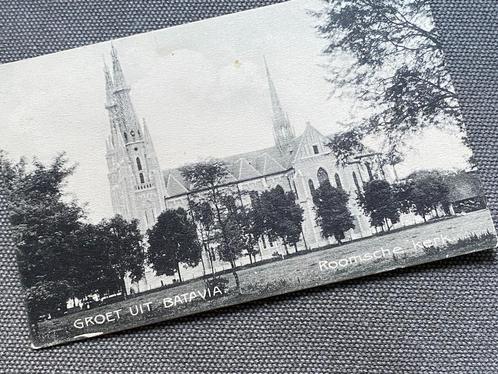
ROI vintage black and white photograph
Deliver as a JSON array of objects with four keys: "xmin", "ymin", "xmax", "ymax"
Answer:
[{"xmin": 1, "ymin": 0, "xmax": 496, "ymax": 348}]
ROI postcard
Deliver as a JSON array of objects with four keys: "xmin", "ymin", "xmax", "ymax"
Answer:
[{"xmin": 1, "ymin": 0, "xmax": 496, "ymax": 348}]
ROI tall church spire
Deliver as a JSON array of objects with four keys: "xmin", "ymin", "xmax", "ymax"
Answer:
[
  {"xmin": 104, "ymin": 46, "xmax": 166, "ymax": 230},
  {"xmin": 108, "ymin": 45, "xmax": 140, "ymax": 140},
  {"xmin": 111, "ymin": 44, "xmax": 128, "ymax": 92},
  {"xmin": 103, "ymin": 62, "xmax": 115, "ymax": 109},
  {"xmin": 264, "ymin": 57, "xmax": 295, "ymax": 153}
]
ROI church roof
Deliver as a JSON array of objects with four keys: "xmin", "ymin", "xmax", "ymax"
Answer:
[
  {"xmin": 162, "ymin": 124, "xmax": 380, "ymax": 199},
  {"xmin": 164, "ymin": 170, "xmax": 190, "ymax": 197},
  {"xmin": 163, "ymin": 133, "xmax": 303, "ymax": 199}
]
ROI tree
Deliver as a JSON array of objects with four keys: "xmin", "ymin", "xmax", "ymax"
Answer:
[
  {"xmin": 215, "ymin": 208, "xmax": 246, "ymax": 284},
  {"xmin": 72, "ymin": 223, "xmax": 124, "ymax": 300},
  {"xmin": 147, "ymin": 208, "xmax": 202, "ymax": 283},
  {"xmin": 181, "ymin": 160, "xmax": 246, "ymax": 292},
  {"xmin": 392, "ymin": 180, "xmax": 414, "ymax": 215},
  {"xmin": 312, "ymin": 181, "xmax": 355, "ymax": 244},
  {"xmin": 1, "ymin": 151, "xmax": 147, "ymax": 319},
  {"xmin": 188, "ymin": 199, "xmax": 217, "ymax": 275},
  {"xmin": 405, "ymin": 170, "xmax": 450, "ymax": 221},
  {"xmin": 244, "ymin": 191, "xmax": 268, "ymax": 262},
  {"xmin": 315, "ymin": 0, "xmax": 461, "ymax": 163},
  {"xmin": 259, "ymin": 186, "xmax": 304, "ymax": 254},
  {"xmin": 97, "ymin": 215, "xmax": 145, "ymax": 299},
  {"xmin": 357, "ymin": 179, "xmax": 400, "ymax": 231},
  {"xmin": 2, "ymin": 152, "xmax": 87, "ymax": 322}
]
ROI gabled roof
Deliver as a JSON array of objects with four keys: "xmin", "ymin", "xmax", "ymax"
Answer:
[
  {"xmin": 161, "ymin": 123, "xmax": 373, "ymax": 199},
  {"xmin": 235, "ymin": 158, "xmax": 262, "ymax": 180},
  {"xmin": 250, "ymin": 153, "xmax": 287, "ymax": 175},
  {"xmin": 164, "ymin": 169, "xmax": 190, "ymax": 197},
  {"xmin": 162, "ymin": 135, "xmax": 301, "ymax": 199}
]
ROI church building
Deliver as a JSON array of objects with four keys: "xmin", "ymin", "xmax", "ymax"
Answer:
[{"xmin": 103, "ymin": 47, "xmax": 393, "ymax": 292}]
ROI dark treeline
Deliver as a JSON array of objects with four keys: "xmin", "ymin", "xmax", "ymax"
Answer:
[
  {"xmin": 0, "ymin": 152, "xmax": 145, "ymax": 327},
  {"xmin": 1, "ymin": 150, "xmax": 469, "ymax": 326},
  {"xmin": 0, "ymin": 153, "xmax": 308, "ymax": 322},
  {"xmin": 147, "ymin": 160, "xmax": 305, "ymax": 293},
  {"xmin": 357, "ymin": 170, "xmax": 463, "ymax": 232}
]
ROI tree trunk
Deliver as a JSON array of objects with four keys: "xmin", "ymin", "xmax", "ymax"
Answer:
[
  {"xmin": 293, "ymin": 243, "xmax": 298, "ymax": 253},
  {"xmin": 230, "ymin": 260, "xmax": 240, "ymax": 292},
  {"xmin": 283, "ymin": 242, "xmax": 289, "ymax": 256},
  {"xmin": 301, "ymin": 231, "xmax": 309, "ymax": 251},
  {"xmin": 176, "ymin": 262, "xmax": 183, "ymax": 283},
  {"xmin": 204, "ymin": 243, "xmax": 215, "ymax": 277},
  {"xmin": 200, "ymin": 249, "xmax": 206, "ymax": 277},
  {"xmin": 393, "ymin": 165, "xmax": 399, "ymax": 181},
  {"xmin": 248, "ymin": 253, "xmax": 253, "ymax": 264},
  {"xmin": 120, "ymin": 277, "xmax": 128, "ymax": 300},
  {"xmin": 209, "ymin": 248, "xmax": 216, "ymax": 278}
]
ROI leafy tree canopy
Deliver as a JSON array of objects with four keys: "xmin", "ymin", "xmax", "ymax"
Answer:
[
  {"xmin": 404, "ymin": 169, "xmax": 450, "ymax": 220},
  {"xmin": 315, "ymin": 0, "xmax": 461, "ymax": 163},
  {"xmin": 259, "ymin": 186, "xmax": 304, "ymax": 251},
  {"xmin": 181, "ymin": 160, "xmax": 231, "ymax": 191},
  {"xmin": 147, "ymin": 208, "xmax": 202, "ymax": 282},
  {"xmin": 96, "ymin": 215, "xmax": 145, "ymax": 294},
  {"xmin": 1, "ymin": 152, "xmax": 86, "ymax": 318},
  {"xmin": 358, "ymin": 179, "xmax": 400, "ymax": 230},
  {"xmin": 312, "ymin": 181, "xmax": 354, "ymax": 243}
]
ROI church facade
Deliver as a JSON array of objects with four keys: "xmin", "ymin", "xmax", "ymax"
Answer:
[{"xmin": 103, "ymin": 47, "xmax": 394, "ymax": 292}]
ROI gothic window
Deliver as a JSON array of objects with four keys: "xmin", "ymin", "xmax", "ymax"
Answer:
[
  {"xmin": 365, "ymin": 162, "xmax": 374, "ymax": 181},
  {"xmin": 123, "ymin": 132, "xmax": 128, "ymax": 142},
  {"xmin": 136, "ymin": 157, "xmax": 143, "ymax": 171},
  {"xmin": 312, "ymin": 145, "xmax": 319, "ymax": 155},
  {"xmin": 335, "ymin": 173, "xmax": 343, "ymax": 190},
  {"xmin": 317, "ymin": 167, "xmax": 329, "ymax": 186},
  {"xmin": 308, "ymin": 179, "xmax": 315, "ymax": 195},
  {"xmin": 139, "ymin": 173, "xmax": 145, "ymax": 184},
  {"xmin": 352, "ymin": 172, "xmax": 361, "ymax": 193}
]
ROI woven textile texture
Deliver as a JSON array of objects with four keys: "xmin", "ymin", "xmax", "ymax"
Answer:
[{"xmin": 1, "ymin": 0, "xmax": 498, "ymax": 373}]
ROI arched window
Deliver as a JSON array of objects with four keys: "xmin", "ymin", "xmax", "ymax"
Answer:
[
  {"xmin": 352, "ymin": 172, "xmax": 361, "ymax": 192},
  {"xmin": 365, "ymin": 162, "xmax": 374, "ymax": 181},
  {"xmin": 123, "ymin": 132, "xmax": 128, "ymax": 142},
  {"xmin": 335, "ymin": 173, "xmax": 343, "ymax": 190},
  {"xmin": 308, "ymin": 179, "xmax": 315, "ymax": 195},
  {"xmin": 317, "ymin": 167, "xmax": 329, "ymax": 186},
  {"xmin": 136, "ymin": 157, "xmax": 143, "ymax": 171},
  {"xmin": 139, "ymin": 173, "xmax": 145, "ymax": 184}
]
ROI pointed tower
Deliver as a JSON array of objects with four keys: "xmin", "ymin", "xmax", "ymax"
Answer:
[
  {"xmin": 104, "ymin": 46, "xmax": 166, "ymax": 231},
  {"xmin": 110, "ymin": 45, "xmax": 141, "ymax": 143},
  {"xmin": 264, "ymin": 57, "xmax": 295, "ymax": 153}
]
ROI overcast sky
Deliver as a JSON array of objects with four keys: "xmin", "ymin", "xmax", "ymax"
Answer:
[{"xmin": 0, "ymin": 0, "xmax": 471, "ymax": 222}]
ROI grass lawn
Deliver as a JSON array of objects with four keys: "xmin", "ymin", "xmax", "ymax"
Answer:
[{"xmin": 33, "ymin": 210, "xmax": 496, "ymax": 348}]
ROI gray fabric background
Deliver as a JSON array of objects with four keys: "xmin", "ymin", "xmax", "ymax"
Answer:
[{"xmin": 1, "ymin": 0, "xmax": 498, "ymax": 373}]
